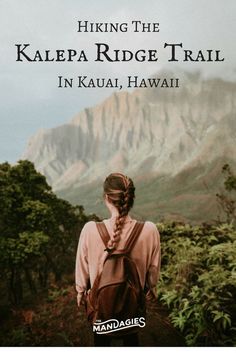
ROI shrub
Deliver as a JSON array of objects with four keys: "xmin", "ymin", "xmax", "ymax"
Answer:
[{"xmin": 157, "ymin": 222, "xmax": 236, "ymax": 346}]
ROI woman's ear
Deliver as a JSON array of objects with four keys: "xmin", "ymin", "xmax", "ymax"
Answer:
[
  {"xmin": 104, "ymin": 194, "xmax": 110, "ymax": 204},
  {"xmin": 104, "ymin": 194, "xmax": 111, "ymax": 211}
]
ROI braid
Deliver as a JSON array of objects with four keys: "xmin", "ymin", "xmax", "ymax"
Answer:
[{"xmin": 103, "ymin": 173, "xmax": 135, "ymax": 251}]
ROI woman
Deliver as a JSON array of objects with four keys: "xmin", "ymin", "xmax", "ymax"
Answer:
[{"xmin": 75, "ymin": 172, "xmax": 161, "ymax": 346}]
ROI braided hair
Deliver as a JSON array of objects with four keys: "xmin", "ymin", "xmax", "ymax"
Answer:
[{"xmin": 103, "ymin": 172, "xmax": 135, "ymax": 251}]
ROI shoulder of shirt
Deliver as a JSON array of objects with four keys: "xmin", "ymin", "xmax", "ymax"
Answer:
[
  {"xmin": 80, "ymin": 220, "xmax": 97, "ymax": 237},
  {"xmin": 83, "ymin": 220, "xmax": 97, "ymax": 227},
  {"xmin": 143, "ymin": 221, "xmax": 160, "ymax": 237},
  {"xmin": 143, "ymin": 220, "xmax": 158, "ymax": 230}
]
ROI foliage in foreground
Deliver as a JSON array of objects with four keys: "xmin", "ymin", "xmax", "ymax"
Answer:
[
  {"xmin": 1, "ymin": 160, "xmax": 236, "ymax": 346},
  {"xmin": 157, "ymin": 221, "xmax": 236, "ymax": 346},
  {"xmin": 0, "ymin": 160, "xmax": 98, "ymax": 306}
]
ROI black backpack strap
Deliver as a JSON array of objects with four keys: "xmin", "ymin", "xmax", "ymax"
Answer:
[{"xmin": 96, "ymin": 222, "xmax": 110, "ymax": 249}]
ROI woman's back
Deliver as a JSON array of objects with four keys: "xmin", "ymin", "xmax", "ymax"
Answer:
[
  {"xmin": 75, "ymin": 172, "xmax": 161, "ymax": 346},
  {"xmin": 75, "ymin": 214, "xmax": 161, "ymax": 303}
]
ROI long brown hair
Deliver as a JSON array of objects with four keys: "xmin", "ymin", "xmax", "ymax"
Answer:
[{"xmin": 103, "ymin": 172, "xmax": 135, "ymax": 250}]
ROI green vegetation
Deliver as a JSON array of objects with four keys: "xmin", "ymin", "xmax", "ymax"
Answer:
[
  {"xmin": 157, "ymin": 221, "xmax": 236, "ymax": 346},
  {"xmin": 216, "ymin": 163, "xmax": 236, "ymax": 226},
  {"xmin": 0, "ymin": 160, "xmax": 98, "ymax": 306},
  {"xmin": 157, "ymin": 164, "xmax": 236, "ymax": 346},
  {"xmin": 0, "ymin": 160, "xmax": 235, "ymax": 346}
]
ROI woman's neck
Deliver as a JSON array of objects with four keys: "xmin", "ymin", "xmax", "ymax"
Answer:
[{"xmin": 109, "ymin": 213, "xmax": 132, "ymax": 222}]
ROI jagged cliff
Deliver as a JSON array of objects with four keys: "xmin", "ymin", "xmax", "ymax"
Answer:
[{"xmin": 22, "ymin": 71, "xmax": 236, "ymax": 222}]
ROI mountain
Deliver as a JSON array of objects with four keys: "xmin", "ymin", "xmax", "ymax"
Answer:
[{"xmin": 22, "ymin": 71, "xmax": 236, "ymax": 223}]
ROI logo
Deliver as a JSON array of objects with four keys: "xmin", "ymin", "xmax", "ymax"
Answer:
[{"xmin": 93, "ymin": 317, "xmax": 146, "ymax": 334}]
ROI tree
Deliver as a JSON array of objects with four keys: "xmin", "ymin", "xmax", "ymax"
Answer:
[
  {"xmin": 0, "ymin": 231, "xmax": 49, "ymax": 304},
  {"xmin": 0, "ymin": 160, "xmax": 90, "ymax": 305},
  {"xmin": 216, "ymin": 164, "xmax": 236, "ymax": 226}
]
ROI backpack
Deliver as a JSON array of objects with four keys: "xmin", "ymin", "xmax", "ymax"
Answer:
[{"xmin": 85, "ymin": 221, "xmax": 146, "ymax": 337}]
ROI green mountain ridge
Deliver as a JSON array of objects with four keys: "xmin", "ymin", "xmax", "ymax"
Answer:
[
  {"xmin": 57, "ymin": 157, "xmax": 236, "ymax": 224},
  {"xmin": 22, "ymin": 71, "xmax": 236, "ymax": 223}
]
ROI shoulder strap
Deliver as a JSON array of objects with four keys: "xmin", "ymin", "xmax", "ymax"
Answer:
[
  {"xmin": 124, "ymin": 221, "xmax": 145, "ymax": 254},
  {"xmin": 96, "ymin": 222, "xmax": 110, "ymax": 248},
  {"xmin": 96, "ymin": 221, "xmax": 145, "ymax": 254}
]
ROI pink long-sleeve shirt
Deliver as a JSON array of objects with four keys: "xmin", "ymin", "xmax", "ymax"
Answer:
[{"xmin": 75, "ymin": 215, "xmax": 161, "ymax": 306}]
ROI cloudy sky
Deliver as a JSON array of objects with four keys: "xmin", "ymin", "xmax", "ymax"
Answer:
[{"xmin": 1, "ymin": 0, "xmax": 236, "ymax": 162}]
